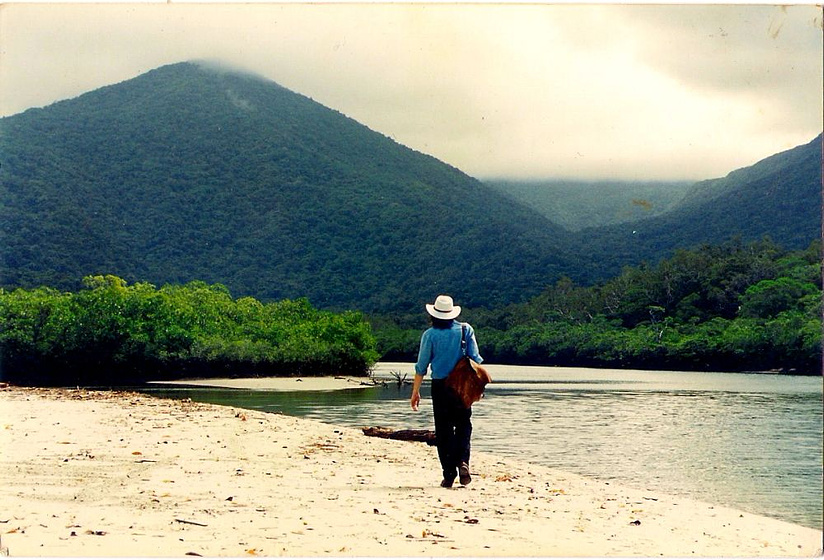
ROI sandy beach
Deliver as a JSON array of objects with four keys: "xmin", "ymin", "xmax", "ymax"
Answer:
[{"xmin": 1, "ymin": 385, "xmax": 821, "ymax": 557}]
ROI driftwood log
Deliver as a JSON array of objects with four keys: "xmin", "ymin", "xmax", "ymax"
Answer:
[{"xmin": 362, "ymin": 426, "xmax": 437, "ymax": 446}]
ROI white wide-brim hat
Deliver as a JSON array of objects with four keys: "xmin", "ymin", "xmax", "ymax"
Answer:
[{"xmin": 426, "ymin": 295, "xmax": 461, "ymax": 320}]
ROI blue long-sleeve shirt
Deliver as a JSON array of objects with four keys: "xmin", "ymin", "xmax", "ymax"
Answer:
[{"xmin": 414, "ymin": 321, "xmax": 483, "ymax": 379}]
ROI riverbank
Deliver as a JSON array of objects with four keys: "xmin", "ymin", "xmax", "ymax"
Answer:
[{"xmin": 1, "ymin": 386, "xmax": 821, "ymax": 557}]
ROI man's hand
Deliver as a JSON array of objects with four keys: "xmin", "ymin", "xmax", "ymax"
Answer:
[
  {"xmin": 410, "ymin": 390, "xmax": 421, "ymax": 411},
  {"xmin": 410, "ymin": 373, "xmax": 424, "ymax": 411}
]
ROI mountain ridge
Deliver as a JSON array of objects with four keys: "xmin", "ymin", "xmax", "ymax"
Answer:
[
  {"xmin": 674, "ymin": 135, "xmax": 822, "ymax": 212},
  {"xmin": 0, "ymin": 61, "xmax": 576, "ymax": 312},
  {"xmin": 573, "ymin": 133, "xmax": 822, "ymax": 280}
]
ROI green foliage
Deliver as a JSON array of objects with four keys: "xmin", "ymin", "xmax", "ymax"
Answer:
[
  {"xmin": 375, "ymin": 240, "xmax": 822, "ymax": 374},
  {"xmin": 739, "ymin": 277, "xmax": 819, "ymax": 319},
  {"xmin": 0, "ymin": 275, "xmax": 378, "ymax": 386}
]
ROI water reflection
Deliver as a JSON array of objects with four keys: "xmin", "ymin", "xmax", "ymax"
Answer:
[{"xmin": 143, "ymin": 365, "xmax": 823, "ymax": 530}]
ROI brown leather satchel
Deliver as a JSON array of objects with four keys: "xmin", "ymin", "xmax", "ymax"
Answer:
[{"xmin": 445, "ymin": 324, "xmax": 491, "ymax": 408}]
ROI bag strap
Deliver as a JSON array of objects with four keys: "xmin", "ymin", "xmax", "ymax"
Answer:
[{"xmin": 460, "ymin": 323, "xmax": 467, "ymax": 357}]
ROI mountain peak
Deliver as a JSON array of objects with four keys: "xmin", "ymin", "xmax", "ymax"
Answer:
[
  {"xmin": 0, "ymin": 62, "xmax": 572, "ymax": 311},
  {"xmin": 149, "ymin": 59, "xmax": 279, "ymax": 86}
]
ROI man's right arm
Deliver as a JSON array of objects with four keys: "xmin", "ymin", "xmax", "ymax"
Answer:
[{"xmin": 410, "ymin": 374, "xmax": 424, "ymax": 411}]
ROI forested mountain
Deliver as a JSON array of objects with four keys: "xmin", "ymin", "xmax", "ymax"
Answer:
[
  {"xmin": 0, "ymin": 61, "xmax": 576, "ymax": 312},
  {"xmin": 573, "ymin": 134, "xmax": 822, "ymax": 280},
  {"xmin": 484, "ymin": 179, "xmax": 692, "ymax": 231}
]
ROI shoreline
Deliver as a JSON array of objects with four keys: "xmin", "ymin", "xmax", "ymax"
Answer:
[
  {"xmin": 149, "ymin": 375, "xmax": 381, "ymax": 392},
  {"xmin": 1, "ymin": 386, "xmax": 821, "ymax": 557}
]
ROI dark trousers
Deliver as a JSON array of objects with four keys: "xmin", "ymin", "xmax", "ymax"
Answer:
[{"xmin": 431, "ymin": 379, "xmax": 472, "ymax": 480}]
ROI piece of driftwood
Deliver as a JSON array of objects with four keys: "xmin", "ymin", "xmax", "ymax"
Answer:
[
  {"xmin": 174, "ymin": 518, "xmax": 208, "ymax": 527},
  {"xmin": 362, "ymin": 426, "xmax": 437, "ymax": 446}
]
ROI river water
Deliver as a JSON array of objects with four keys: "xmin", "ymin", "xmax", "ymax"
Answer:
[{"xmin": 144, "ymin": 363, "xmax": 823, "ymax": 530}]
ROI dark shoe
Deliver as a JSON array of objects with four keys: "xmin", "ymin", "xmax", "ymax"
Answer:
[
  {"xmin": 459, "ymin": 462, "xmax": 471, "ymax": 486},
  {"xmin": 440, "ymin": 478, "xmax": 455, "ymax": 488}
]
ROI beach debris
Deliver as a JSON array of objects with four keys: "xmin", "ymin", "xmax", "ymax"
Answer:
[
  {"xmin": 302, "ymin": 441, "xmax": 340, "ymax": 454},
  {"xmin": 629, "ymin": 520, "xmax": 641, "ymax": 526},
  {"xmin": 362, "ymin": 426, "xmax": 436, "ymax": 446},
  {"xmin": 405, "ymin": 530, "xmax": 453, "ymax": 543},
  {"xmin": 175, "ymin": 518, "xmax": 208, "ymax": 527},
  {"xmin": 185, "ymin": 552, "xmax": 203, "ymax": 557},
  {"xmin": 85, "ymin": 530, "xmax": 107, "ymax": 536}
]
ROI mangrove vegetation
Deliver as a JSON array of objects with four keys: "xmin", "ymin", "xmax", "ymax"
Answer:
[{"xmin": 0, "ymin": 275, "xmax": 378, "ymax": 386}]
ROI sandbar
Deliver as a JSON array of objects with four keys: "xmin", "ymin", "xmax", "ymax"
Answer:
[
  {"xmin": 1, "ymin": 386, "xmax": 821, "ymax": 557},
  {"xmin": 149, "ymin": 376, "xmax": 379, "ymax": 392}
]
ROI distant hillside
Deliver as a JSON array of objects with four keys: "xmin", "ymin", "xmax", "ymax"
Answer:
[
  {"xmin": 484, "ymin": 180, "xmax": 692, "ymax": 231},
  {"xmin": 576, "ymin": 134, "xmax": 823, "ymax": 280},
  {"xmin": 675, "ymin": 135, "xmax": 822, "ymax": 219},
  {"xmin": 0, "ymin": 61, "xmax": 576, "ymax": 312}
]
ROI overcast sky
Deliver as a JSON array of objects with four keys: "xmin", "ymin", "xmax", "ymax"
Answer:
[{"xmin": 1, "ymin": 3, "xmax": 821, "ymax": 181}]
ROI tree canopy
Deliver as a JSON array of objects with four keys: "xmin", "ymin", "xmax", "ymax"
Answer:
[{"xmin": 377, "ymin": 239, "xmax": 822, "ymax": 374}]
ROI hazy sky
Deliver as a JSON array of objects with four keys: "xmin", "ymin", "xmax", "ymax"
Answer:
[{"xmin": 1, "ymin": 3, "xmax": 821, "ymax": 181}]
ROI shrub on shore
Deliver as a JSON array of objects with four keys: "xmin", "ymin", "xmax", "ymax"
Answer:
[{"xmin": 0, "ymin": 275, "xmax": 379, "ymax": 386}]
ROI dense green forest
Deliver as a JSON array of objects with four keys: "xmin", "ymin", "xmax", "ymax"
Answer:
[
  {"xmin": 1, "ymin": 240, "xmax": 819, "ymax": 387},
  {"xmin": 1, "ymin": 62, "xmax": 820, "ymax": 314},
  {"xmin": 376, "ymin": 239, "xmax": 822, "ymax": 374},
  {"xmin": 0, "ymin": 275, "xmax": 378, "ymax": 386}
]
